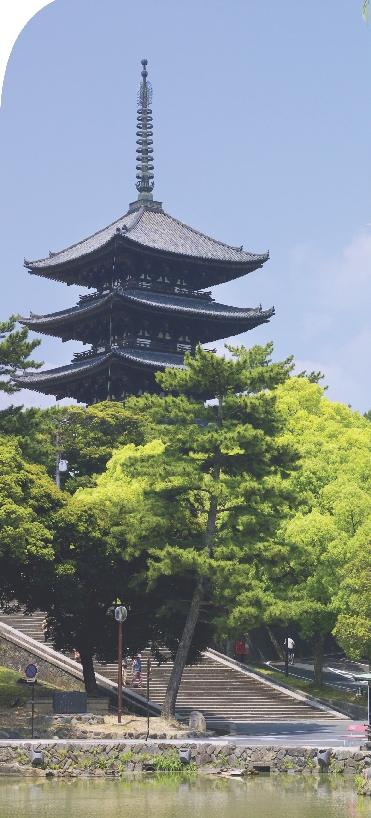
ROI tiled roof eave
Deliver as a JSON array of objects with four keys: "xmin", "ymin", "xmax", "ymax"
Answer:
[
  {"xmin": 116, "ymin": 234, "xmax": 269, "ymax": 267},
  {"xmin": 13, "ymin": 347, "xmax": 186, "ymax": 388},
  {"xmin": 19, "ymin": 289, "xmax": 274, "ymax": 329},
  {"xmin": 26, "ymin": 241, "xmax": 268, "ymax": 277},
  {"xmin": 19, "ymin": 294, "xmax": 110, "ymax": 328}
]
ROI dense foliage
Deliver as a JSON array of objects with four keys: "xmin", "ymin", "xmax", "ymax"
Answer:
[
  {"xmin": 1, "ymin": 337, "xmax": 371, "ymax": 699},
  {"xmin": 264, "ymin": 378, "xmax": 371, "ymax": 683},
  {"xmin": 0, "ymin": 434, "xmax": 62, "ymax": 602}
]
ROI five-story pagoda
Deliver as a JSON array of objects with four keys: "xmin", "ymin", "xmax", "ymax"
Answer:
[{"xmin": 16, "ymin": 60, "xmax": 274, "ymax": 404}]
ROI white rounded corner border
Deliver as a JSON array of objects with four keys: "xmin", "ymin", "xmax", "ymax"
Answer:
[{"xmin": 0, "ymin": 0, "xmax": 55, "ymax": 106}]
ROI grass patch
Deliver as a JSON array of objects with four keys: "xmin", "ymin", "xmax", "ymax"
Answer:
[
  {"xmin": 0, "ymin": 665, "xmax": 65, "ymax": 707},
  {"xmin": 251, "ymin": 664, "xmax": 367, "ymax": 707}
]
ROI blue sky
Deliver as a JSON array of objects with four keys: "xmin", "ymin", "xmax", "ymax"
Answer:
[{"xmin": 0, "ymin": 0, "xmax": 370, "ymax": 411}]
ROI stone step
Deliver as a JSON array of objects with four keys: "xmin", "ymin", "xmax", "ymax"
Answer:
[{"xmin": 0, "ymin": 608, "xmax": 339, "ymax": 722}]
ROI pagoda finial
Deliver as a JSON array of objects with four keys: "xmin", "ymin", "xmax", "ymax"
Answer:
[{"xmin": 135, "ymin": 58, "xmax": 154, "ymax": 202}]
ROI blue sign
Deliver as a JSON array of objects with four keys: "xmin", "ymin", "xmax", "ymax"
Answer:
[{"xmin": 25, "ymin": 663, "xmax": 37, "ymax": 679}]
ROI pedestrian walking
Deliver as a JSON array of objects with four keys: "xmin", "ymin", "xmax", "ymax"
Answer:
[
  {"xmin": 41, "ymin": 618, "xmax": 51, "ymax": 643},
  {"xmin": 122, "ymin": 657, "xmax": 128, "ymax": 686},
  {"xmin": 131, "ymin": 654, "xmax": 143, "ymax": 688},
  {"xmin": 284, "ymin": 636, "xmax": 295, "ymax": 665}
]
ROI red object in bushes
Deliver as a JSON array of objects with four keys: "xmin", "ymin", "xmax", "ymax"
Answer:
[{"xmin": 235, "ymin": 640, "xmax": 249, "ymax": 655}]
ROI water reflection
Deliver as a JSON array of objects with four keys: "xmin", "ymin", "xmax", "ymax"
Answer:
[{"xmin": 0, "ymin": 775, "xmax": 370, "ymax": 818}]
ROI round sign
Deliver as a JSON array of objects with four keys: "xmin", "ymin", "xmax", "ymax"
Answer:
[
  {"xmin": 25, "ymin": 663, "xmax": 37, "ymax": 679},
  {"xmin": 115, "ymin": 605, "xmax": 127, "ymax": 623}
]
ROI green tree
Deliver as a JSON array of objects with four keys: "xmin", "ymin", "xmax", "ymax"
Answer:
[
  {"xmin": 17, "ymin": 438, "xmax": 213, "ymax": 694},
  {"xmin": 259, "ymin": 377, "xmax": 371, "ymax": 684},
  {"xmin": 0, "ymin": 401, "xmax": 147, "ymax": 487},
  {"xmin": 130, "ymin": 342, "xmax": 297, "ymax": 718},
  {"xmin": 333, "ymin": 524, "xmax": 371, "ymax": 662},
  {"xmin": 70, "ymin": 438, "xmax": 214, "ymax": 691},
  {"xmin": 0, "ymin": 434, "xmax": 62, "ymax": 605},
  {"xmin": 0, "ymin": 316, "xmax": 42, "ymax": 393},
  {"xmin": 70, "ymin": 344, "xmax": 297, "ymax": 713},
  {"xmin": 31, "ymin": 500, "xmax": 138, "ymax": 694},
  {"xmin": 266, "ymin": 511, "xmax": 342, "ymax": 685}
]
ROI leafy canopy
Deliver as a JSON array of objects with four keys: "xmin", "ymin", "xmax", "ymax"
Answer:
[
  {"xmin": 0, "ymin": 434, "xmax": 62, "ymax": 605},
  {"xmin": 76, "ymin": 344, "xmax": 299, "ymax": 650},
  {"xmin": 255, "ymin": 377, "xmax": 371, "ymax": 645}
]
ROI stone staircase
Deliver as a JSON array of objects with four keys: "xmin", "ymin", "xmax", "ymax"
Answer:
[
  {"xmin": 0, "ymin": 609, "xmax": 343, "ymax": 725},
  {"xmin": 0, "ymin": 610, "xmax": 46, "ymax": 645}
]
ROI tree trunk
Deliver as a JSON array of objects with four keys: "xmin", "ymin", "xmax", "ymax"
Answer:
[
  {"xmin": 313, "ymin": 632, "xmax": 324, "ymax": 687},
  {"xmin": 161, "ymin": 395, "xmax": 222, "ymax": 721},
  {"xmin": 267, "ymin": 627, "xmax": 285, "ymax": 661},
  {"xmin": 162, "ymin": 575, "xmax": 206, "ymax": 719},
  {"xmin": 79, "ymin": 647, "xmax": 98, "ymax": 695},
  {"xmin": 226, "ymin": 635, "xmax": 234, "ymax": 658}
]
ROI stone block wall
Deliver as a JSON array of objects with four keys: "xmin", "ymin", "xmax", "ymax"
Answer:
[
  {"xmin": 0, "ymin": 741, "xmax": 371, "ymax": 778},
  {"xmin": 0, "ymin": 636, "xmax": 84, "ymax": 691}
]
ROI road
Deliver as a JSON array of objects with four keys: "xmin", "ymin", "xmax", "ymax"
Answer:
[
  {"xmin": 218, "ymin": 719, "xmax": 369, "ymax": 748},
  {"xmin": 267, "ymin": 656, "xmax": 369, "ymax": 694}
]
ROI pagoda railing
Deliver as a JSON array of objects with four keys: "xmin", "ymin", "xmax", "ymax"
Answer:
[
  {"xmin": 78, "ymin": 283, "xmax": 214, "ymax": 303},
  {"xmin": 72, "ymin": 338, "xmax": 193, "ymax": 362}
]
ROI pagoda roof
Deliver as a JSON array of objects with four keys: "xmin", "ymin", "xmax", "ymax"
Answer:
[
  {"xmin": 24, "ymin": 205, "xmax": 269, "ymax": 280},
  {"xmin": 14, "ymin": 346, "xmax": 186, "ymax": 394},
  {"xmin": 20, "ymin": 287, "xmax": 274, "ymax": 335}
]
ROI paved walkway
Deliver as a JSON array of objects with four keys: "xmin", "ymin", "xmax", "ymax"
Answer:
[{"xmin": 221, "ymin": 718, "xmax": 367, "ymax": 748}]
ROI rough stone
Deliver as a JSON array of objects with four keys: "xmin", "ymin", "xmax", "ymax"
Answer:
[
  {"xmin": 234, "ymin": 747, "xmax": 245, "ymax": 758},
  {"xmin": 0, "ymin": 740, "xmax": 370, "ymax": 779},
  {"xmin": 188, "ymin": 711, "xmax": 206, "ymax": 732},
  {"xmin": 317, "ymin": 749, "xmax": 332, "ymax": 767}
]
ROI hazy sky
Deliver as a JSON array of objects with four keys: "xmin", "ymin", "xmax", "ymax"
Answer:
[{"xmin": 0, "ymin": 0, "xmax": 370, "ymax": 411}]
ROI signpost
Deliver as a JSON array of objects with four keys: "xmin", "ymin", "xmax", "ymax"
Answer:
[
  {"xmin": 146, "ymin": 657, "xmax": 151, "ymax": 740},
  {"xmin": 115, "ymin": 605, "xmax": 127, "ymax": 724},
  {"xmin": 353, "ymin": 673, "xmax": 371, "ymax": 743},
  {"xmin": 25, "ymin": 664, "xmax": 37, "ymax": 738}
]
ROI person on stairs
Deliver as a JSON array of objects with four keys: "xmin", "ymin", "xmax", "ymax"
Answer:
[
  {"xmin": 131, "ymin": 654, "xmax": 142, "ymax": 688},
  {"xmin": 122, "ymin": 657, "xmax": 128, "ymax": 687},
  {"xmin": 42, "ymin": 617, "xmax": 51, "ymax": 643}
]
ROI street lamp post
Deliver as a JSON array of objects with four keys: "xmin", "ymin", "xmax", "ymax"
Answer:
[
  {"xmin": 55, "ymin": 424, "xmax": 61, "ymax": 489},
  {"xmin": 146, "ymin": 657, "xmax": 151, "ymax": 740},
  {"xmin": 115, "ymin": 605, "xmax": 127, "ymax": 724}
]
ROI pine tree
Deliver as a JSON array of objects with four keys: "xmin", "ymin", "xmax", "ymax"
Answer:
[
  {"xmin": 0, "ymin": 315, "xmax": 42, "ymax": 393},
  {"xmin": 152, "ymin": 342, "xmax": 297, "ymax": 718}
]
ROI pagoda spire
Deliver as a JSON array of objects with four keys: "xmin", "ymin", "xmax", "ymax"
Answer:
[{"xmin": 135, "ymin": 59, "xmax": 154, "ymax": 203}]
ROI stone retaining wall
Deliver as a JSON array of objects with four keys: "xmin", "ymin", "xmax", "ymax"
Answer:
[
  {"xmin": 0, "ymin": 636, "xmax": 84, "ymax": 691},
  {"xmin": 0, "ymin": 741, "xmax": 370, "ymax": 777}
]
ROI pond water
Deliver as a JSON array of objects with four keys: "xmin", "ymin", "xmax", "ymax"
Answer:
[{"xmin": 0, "ymin": 775, "xmax": 370, "ymax": 818}]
